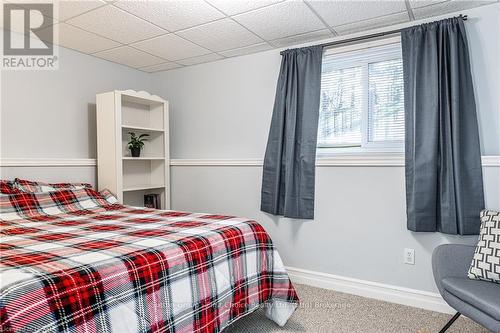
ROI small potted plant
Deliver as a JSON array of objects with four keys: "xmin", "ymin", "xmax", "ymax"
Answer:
[{"xmin": 127, "ymin": 132, "xmax": 149, "ymax": 157}]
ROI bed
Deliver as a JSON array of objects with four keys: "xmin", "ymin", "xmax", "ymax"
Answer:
[{"xmin": 0, "ymin": 184, "xmax": 298, "ymax": 333}]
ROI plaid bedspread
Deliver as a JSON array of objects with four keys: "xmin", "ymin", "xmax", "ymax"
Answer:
[{"xmin": 0, "ymin": 189, "xmax": 298, "ymax": 333}]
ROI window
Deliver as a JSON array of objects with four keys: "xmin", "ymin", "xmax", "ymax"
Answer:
[{"xmin": 318, "ymin": 42, "xmax": 404, "ymax": 151}]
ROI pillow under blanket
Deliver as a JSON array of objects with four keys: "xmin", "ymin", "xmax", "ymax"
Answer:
[
  {"xmin": 14, "ymin": 177, "xmax": 93, "ymax": 193},
  {"xmin": 0, "ymin": 179, "xmax": 20, "ymax": 194}
]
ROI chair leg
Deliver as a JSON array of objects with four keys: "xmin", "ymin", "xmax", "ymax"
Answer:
[{"xmin": 439, "ymin": 312, "xmax": 461, "ymax": 333}]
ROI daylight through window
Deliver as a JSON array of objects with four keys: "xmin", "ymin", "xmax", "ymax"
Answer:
[{"xmin": 318, "ymin": 42, "xmax": 404, "ymax": 150}]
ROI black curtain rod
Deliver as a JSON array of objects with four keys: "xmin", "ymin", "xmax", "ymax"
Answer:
[{"xmin": 318, "ymin": 14, "xmax": 468, "ymax": 49}]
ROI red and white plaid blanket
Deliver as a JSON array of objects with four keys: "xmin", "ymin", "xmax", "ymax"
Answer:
[{"xmin": 0, "ymin": 188, "xmax": 298, "ymax": 333}]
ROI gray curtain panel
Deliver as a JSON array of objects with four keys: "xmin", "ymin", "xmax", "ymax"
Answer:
[
  {"xmin": 261, "ymin": 45, "xmax": 323, "ymax": 219},
  {"xmin": 401, "ymin": 17, "xmax": 484, "ymax": 235}
]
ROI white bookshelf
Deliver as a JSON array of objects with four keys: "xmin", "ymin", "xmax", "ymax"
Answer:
[{"xmin": 96, "ymin": 90, "xmax": 170, "ymax": 209}]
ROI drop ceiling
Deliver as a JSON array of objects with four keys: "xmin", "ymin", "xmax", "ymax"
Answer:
[{"xmin": 2, "ymin": 0, "xmax": 497, "ymax": 73}]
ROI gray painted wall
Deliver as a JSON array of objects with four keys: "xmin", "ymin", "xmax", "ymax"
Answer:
[
  {"xmin": 0, "ymin": 166, "xmax": 95, "ymax": 186},
  {"xmin": 1, "ymin": 37, "xmax": 152, "ymax": 183},
  {"xmin": 152, "ymin": 4, "xmax": 500, "ymax": 293},
  {"xmin": 1, "ymin": 40, "xmax": 152, "ymax": 160}
]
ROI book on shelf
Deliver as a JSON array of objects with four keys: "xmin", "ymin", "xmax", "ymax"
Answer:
[{"xmin": 144, "ymin": 193, "xmax": 161, "ymax": 209}]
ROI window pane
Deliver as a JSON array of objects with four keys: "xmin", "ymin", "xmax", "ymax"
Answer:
[
  {"xmin": 368, "ymin": 59, "xmax": 404, "ymax": 142},
  {"xmin": 318, "ymin": 65, "xmax": 363, "ymax": 146}
]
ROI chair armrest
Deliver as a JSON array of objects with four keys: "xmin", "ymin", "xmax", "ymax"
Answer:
[{"xmin": 432, "ymin": 244, "xmax": 476, "ymax": 295}]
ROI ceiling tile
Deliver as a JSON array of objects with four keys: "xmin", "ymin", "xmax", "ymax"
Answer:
[
  {"xmin": 233, "ymin": 1, "xmax": 326, "ymax": 41},
  {"xmin": 409, "ymin": 0, "xmax": 448, "ymax": 9},
  {"xmin": 54, "ymin": 0, "xmax": 106, "ymax": 21},
  {"xmin": 177, "ymin": 18, "xmax": 262, "ymax": 51},
  {"xmin": 413, "ymin": 0, "xmax": 497, "ymax": 19},
  {"xmin": 219, "ymin": 42, "xmax": 273, "ymax": 57},
  {"xmin": 114, "ymin": 0, "xmax": 224, "ymax": 32},
  {"xmin": 334, "ymin": 12, "xmax": 410, "ymax": 35},
  {"xmin": 307, "ymin": 0, "xmax": 407, "ymax": 27},
  {"xmin": 132, "ymin": 34, "xmax": 211, "ymax": 61},
  {"xmin": 177, "ymin": 53, "xmax": 224, "ymax": 66},
  {"xmin": 270, "ymin": 29, "xmax": 333, "ymax": 47},
  {"xmin": 93, "ymin": 46, "xmax": 165, "ymax": 68},
  {"xmin": 140, "ymin": 62, "xmax": 183, "ymax": 73},
  {"xmin": 206, "ymin": 0, "xmax": 283, "ymax": 15},
  {"xmin": 49, "ymin": 23, "xmax": 121, "ymax": 53},
  {"xmin": 6, "ymin": 0, "xmax": 105, "ymax": 22},
  {"xmin": 67, "ymin": 5, "xmax": 166, "ymax": 43}
]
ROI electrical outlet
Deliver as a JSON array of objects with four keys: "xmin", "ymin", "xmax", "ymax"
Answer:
[{"xmin": 404, "ymin": 248, "xmax": 415, "ymax": 265}]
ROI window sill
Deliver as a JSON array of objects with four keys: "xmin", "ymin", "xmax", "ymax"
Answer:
[
  {"xmin": 316, "ymin": 150, "xmax": 404, "ymax": 167},
  {"xmin": 317, "ymin": 146, "xmax": 403, "ymax": 155}
]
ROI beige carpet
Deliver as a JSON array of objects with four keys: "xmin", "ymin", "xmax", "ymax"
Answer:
[{"xmin": 226, "ymin": 284, "xmax": 488, "ymax": 333}]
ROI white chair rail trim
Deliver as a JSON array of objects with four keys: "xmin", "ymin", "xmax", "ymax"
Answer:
[
  {"xmin": 171, "ymin": 155, "xmax": 500, "ymax": 167},
  {"xmin": 0, "ymin": 158, "xmax": 97, "ymax": 167},
  {"xmin": 0, "ymin": 156, "xmax": 499, "ymax": 167}
]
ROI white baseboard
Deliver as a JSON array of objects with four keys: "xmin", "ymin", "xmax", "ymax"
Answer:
[{"xmin": 285, "ymin": 266, "xmax": 455, "ymax": 314}]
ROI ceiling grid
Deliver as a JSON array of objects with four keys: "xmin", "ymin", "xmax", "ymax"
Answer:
[{"xmin": 2, "ymin": 0, "xmax": 497, "ymax": 72}]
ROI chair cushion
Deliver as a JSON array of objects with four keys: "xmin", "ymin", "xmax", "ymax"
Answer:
[
  {"xmin": 442, "ymin": 277, "xmax": 500, "ymax": 320},
  {"xmin": 468, "ymin": 209, "xmax": 500, "ymax": 284}
]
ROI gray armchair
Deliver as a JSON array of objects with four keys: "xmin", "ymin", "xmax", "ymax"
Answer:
[{"xmin": 432, "ymin": 244, "xmax": 500, "ymax": 332}]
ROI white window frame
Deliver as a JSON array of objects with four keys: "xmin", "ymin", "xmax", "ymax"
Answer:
[{"xmin": 318, "ymin": 37, "xmax": 404, "ymax": 155}]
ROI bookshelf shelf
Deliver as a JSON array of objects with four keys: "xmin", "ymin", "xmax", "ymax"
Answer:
[
  {"xmin": 122, "ymin": 157, "xmax": 165, "ymax": 160},
  {"xmin": 123, "ymin": 184, "xmax": 165, "ymax": 192},
  {"xmin": 97, "ymin": 90, "xmax": 170, "ymax": 209},
  {"xmin": 121, "ymin": 125, "xmax": 165, "ymax": 133}
]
